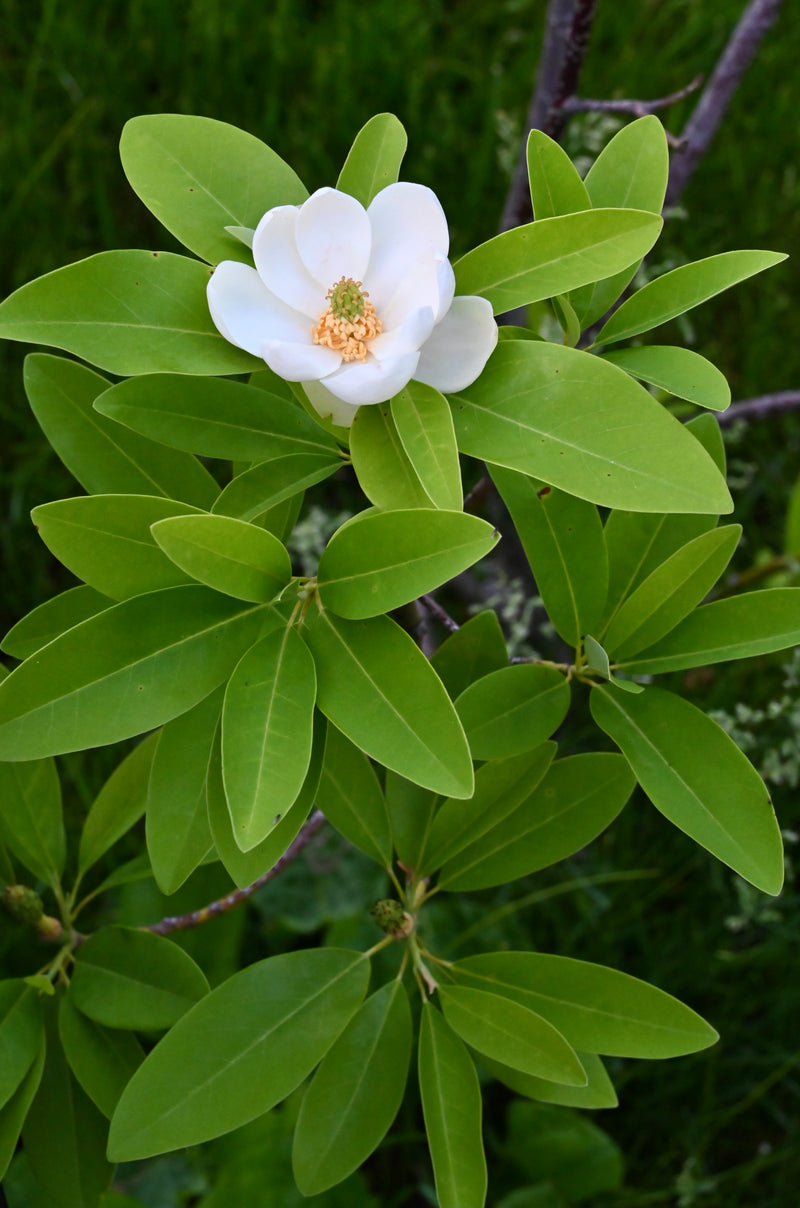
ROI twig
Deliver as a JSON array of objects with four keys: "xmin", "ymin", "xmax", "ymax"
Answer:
[
  {"xmin": 146, "ymin": 810, "xmax": 327, "ymax": 936},
  {"xmin": 561, "ymin": 74, "xmax": 703, "ymax": 122},
  {"xmin": 665, "ymin": 0, "xmax": 785, "ymax": 207},
  {"xmin": 419, "ymin": 594, "xmax": 460, "ymax": 634},
  {"xmin": 463, "ymin": 472, "xmax": 494, "ymax": 514},
  {"xmin": 717, "ymin": 390, "xmax": 800, "ymax": 426},
  {"xmin": 500, "ymin": 0, "xmax": 598, "ymax": 233}
]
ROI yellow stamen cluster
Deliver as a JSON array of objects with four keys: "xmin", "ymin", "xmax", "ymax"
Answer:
[{"xmin": 312, "ymin": 276, "xmax": 382, "ymax": 363}]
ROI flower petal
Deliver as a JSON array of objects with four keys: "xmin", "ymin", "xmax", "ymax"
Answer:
[
  {"xmin": 302, "ymin": 379, "xmax": 361, "ymax": 429},
  {"xmin": 207, "ymin": 261, "xmax": 309, "ymax": 357},
  {"xmin": 376, "ymin": 255, "xmax": 443, "ymax": 332},
  {"xmin": 295, "ymin": 188, "xmax": 371, "ymax": 288},
  {"xmin": 414, "ymin": 296, "xmax": 498, "ymax": 393},
  {"xmin": 365, "ymin": 183, "xmax": 449, "ymax": 312},
  {"xmin": 370, "ymin": 305, "xmax": 435, "ymax": 361},
  {"xmin": 253, "ymin": 206, "xmax": 327, "ymax": 319},
  {"xmin": 321, "ymin": 349, "xmax": 420, "ymax": 407},
  {"xmin": 262, "ymin": 339, "xmax": 341, "ymax": 382}
]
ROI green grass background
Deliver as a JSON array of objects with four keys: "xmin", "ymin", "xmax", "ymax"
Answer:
[{"xmin": 0, "ymin": 0, "xmax": 799, "ymax": 1205}]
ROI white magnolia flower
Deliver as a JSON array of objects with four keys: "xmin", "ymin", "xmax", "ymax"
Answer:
[{"xmin": 207, "ymin": 183, "xmax": 498, "ymax": 427}]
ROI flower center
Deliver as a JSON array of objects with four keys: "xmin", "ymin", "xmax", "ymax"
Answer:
[{"xmin": 312, "ymin": 276, "xmax": 382, "ymax": 363}]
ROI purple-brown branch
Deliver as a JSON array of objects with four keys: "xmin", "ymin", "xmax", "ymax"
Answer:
[
  {"xmin": 561, "ymin": 75, "xmax": 703, "ymax": 125},
  {"xmin": 146, "ymin": 809, "xmax": 327, "ymax": 936},
  {"xmin": 665, "ymin": 0, "xmax": 784, "ymax": 206},
  {"xmin": 500, "ymin": 0, "xmax": 598, "ymax": 233},
  {"xmin": 717, "ymin": 391, "xmax": 800, "ymax": 426}
]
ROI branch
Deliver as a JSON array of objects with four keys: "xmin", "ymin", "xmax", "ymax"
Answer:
[
  {"xmin": 665, "ymin": 0, "xmax": 784, "ymax": 207},
  {"xmin": 146, "ymin": 810, "xmax": 327, "ymax": 937},
  {"xmin": 419, "ymin": 593, "xmax": 460, "ymax": 634},
  {"xmin": 500, "ymin": 0, "xmax": 598, "ymax": 233},
  {"xmin": 561, "ymin": 75, "xmax": 703, "ymax": 126},
  {"xmin": 717, "ymin": 390, "xmax": 800, "ymax": 426}
]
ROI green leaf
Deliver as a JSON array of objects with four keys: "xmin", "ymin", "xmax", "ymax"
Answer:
[
  {"xmin": 146, "ymin": 689, "xmax": 220, "ymax": 893},
  {"xmin": 439, "ymin": 753, "xmax": 635, "ymax": 891},
  {"xmin": 0, "ymin": 758, "xmax": 65, "ymax": 888},
  {"xmin": 455, "ymin": 666, "xmax": 569, "ymax": 761},
  {"xmin": 784, "ymin": 473, "xmax": 800, "ymax": 554},
  {"xmin": 502, "ymin": 1101, "xmax": 623, "ymax": 1204},
  {"xmin": 95, "ymin": 373, "xmax": 338, "ymax": 461},
  {"xmin": 0, "ymin": 251, "xmax": 260, "ymax": 375},
  {"xmin": 301, "ymin": 609, "xmax": 474, "ymax": 798},
  {"xmin": 72, "ymin": 927, "xmax": 209, "ymax": 1030},
  {"xmin": 431, "ymin": 610, "xmax": 509, "ymax": 700},
  {"xmin": 33, "ymin": 494, "xmax": 200, "ymax": 601},
  {"xmin": 317, "ymin": 508, "xmax": 499, "ymax": 619},
  {"xmin": 211, "ymin": 451, "xmax": 341, "ymax": 522},
  {"xmin": 584, "ymin": 116, "xmax": 669, "ymax": 213},
  {"xmin": 590, "ymin": 683, "xmax": 784, "ymax": 894},
  {"xmin": 492, "ymin": 467, "xmax": 608, "ymax": 645},
  {"xmin": 617, "ymin": 589, "xmax": 800, "ymax": 675},
  {"xmin": 418, "ymin": 1003, "xmax": 487, "ymax": 1208},
  {"xmin": 596, "ymin": 250, "xmax": 787, "ymax": 345},
  {"xmin": 78, "ymin": 734, "xmax": 158, "ymax": 877},
  {"xmin": 336, "ymin": 113, "xmax": 407, "ymax": 206},
  {"xmin": 293, "ymin": 980, "xmax": 412, "ymax": 1195},
  {"xmin": 526, "ymin": 130, "xmax": 590, "ymax": 220},
  {"xmin": 390, "ymin": 381, "xmax": 463, "ymax": 510},
  {"xmin": 120, "ymin": 114, "xmax": 307, "ymax": 265},
  {"xmin": 478, "ymin": 1049, "xmax": 618, "ymax": 1110},
  {"xmin": 384, "ymin": 770, "xmax": 439, "ymax": 872},
  {"xmin": 573, "ymin": 115, "xmax": 669, "ymax": 327},
  {"xmin": 151, "ymin": 513, "xmax": 292, "ymax": 602},
  {"xmin": 602, "ymin": 346, "xmax": 731, "ymax": 411},
  {"xmin": 424, "ymin": 744, "xmax": 556, "ymax": 874},
  {"xmin": 452, "ymin": 950, "xmax": 719, "ymax": 1058},
  {"xmin": 108, "ymin": 948, "xmax": 369, "ymax": 1159},
  {"xmin": 58, "ymin": 995, "xmax": 144, "ymax": 1119},
  {"xmin": 222, "ymin": 625, "xmax": 317, "ymax": 850},
  {"xmin": 23, "ymin": 354, "xmax": 218, "ymax": 507},
  {"xmin": 0, "ymin": 586, "xmax": 268, "ymax": 760},
  {"xmin": 207, "ymin": 712, "xmax": 325, "ymax": 888},
  {"xmin": 453, "ymin": 209, "xmax": 662, "ymax": 313},
  {"xmin": 438, "ymin": 985, "xmax": 586, "ymax": 1086},
  {"xmin": 0, "ymin": 982, "xmax": 43, "ymax": 1111},
  {"xmin": 2, "ymin": 586, "xmax": 112, "ymax": 661},
  {"xmin": 349, "ymin": 401, "xmax": 436, "ymax": 508},
  {"xmin": 23, "ymin": 1001, "xmax": 114, "ymax": 1208},
  {"xmin": 451, "ymin": 341, "xmax": 731, "ymax": 514},
  {"xmin": 603, "ymin": 524, "xmax": 741, "ymax": 658},
  {"xmin": 0, "ymin": 1040, "xmax": 44, "ymax": 1181},
  {"xmin": 316, "ymin": 724, "xmax": 392, "ymax": 866}
]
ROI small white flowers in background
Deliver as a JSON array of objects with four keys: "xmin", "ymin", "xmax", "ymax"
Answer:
[{"xmin": 207, "ymin": 183, "xmax": 497, "ymax": 427}]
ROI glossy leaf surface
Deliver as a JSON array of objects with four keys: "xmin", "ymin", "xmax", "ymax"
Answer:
[
  {"xmin": 438, "ymin": 985, "xmax": 586, "ymax": 1085},
  {"xmin": 0, "ymin": 758, "xmax": 65, "ymax": 887},
  {"xmin": 58, "ymin": 995, "xmax": 144, "ymax": 1119},
  {"xmin": 0, "ymin": 982, "xmax": 43, "ymax": 1111},
  {"xmin": 109, "ymin": 949, "xmax": 369, "ymax": 1159},
  {"xmin": 390, "ymin": 381, "xmax": 462, "ymax": 510},
  {"xmin": 293, "ymin": 981, "xmax": 412, "ymax": 1195},
  {"xmin": 222, "ymin": 625, "xmax": 317, "ymax": 850},
  {"xmin": 336, "ymin": 112, "xmax": 407, "ymax": 206},
  {"xmin": 33, "ymin": 494, "xmax": 199, "ymax": 601},
  {"xmin": 431, "ymin": 609, "xmax": 509, "ymax": 700},
  {"xmin": 78, "ymin": 734, "xmax": 157, "ymax": 877},
  {"xmin": 439, "ymin": 753, "xmax": 634, "ymax": 890},
  {"xmin": 120, "ymin": 114, "xmax": 307, "ymax": 264},
  {"xmin": 0, "ymin": 251, "xmax": 260, "ymax": 375},
  {"xmin": 2, "ymin": 586, "xmax": 112, "ymax": 661},
  {"xmin": 0, "ymin": 587, "xmax": 267, "ymax": 760},
  {"xmin": 349, "ymin": 402, "xmax": 434, "ymax": 509},
  {"xmin": 71, "ymin": 928, "xmax": 210, "ymax": 1029},
  {"xmin": 526, "ymin": 129, "xmax": 590, "ymax": 219},
  {"xmin": 302, "ymin": 609, "xmax": 473, "ymax": 798},
  {"xmin": 591, "ymin": 684, "xmax": 784, "ymax": 894},
  {"xmin": 23, "ymin": 354, "xmax": 218, "ymax": 506},
  {"xmin": 451, "ymin": 342, "xmax": 731, "ymax": 514},
  {"xmin": 453, "ymin": 209, "xmax": 662, "ymax": 313},
  {"xmin": 318, "ymin": 509, "xmax": 498, "ymax": 619},
  {"xmin": 454, "ymin": 951, "xmax": 718, "ymax": 1057},
  {"xmin": 454, "ymin": 665, "xmax": 569, "ymax": 760},
  {"xmin": 602, "ymin": 345, "xmax": 731, "ymax": 411},
  {"xmin": 418, "ymin": 1004, "xmax": 487, "ymax": 1208},
  {"xmin": 316, "ymin": 724, "xmax": 392, "ymax": 866},
  {"xmin": 152, "ymin": 513, "xmax": 292, "ymax": 602}
]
